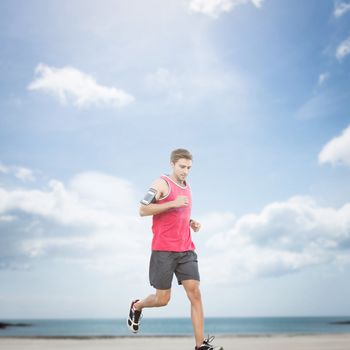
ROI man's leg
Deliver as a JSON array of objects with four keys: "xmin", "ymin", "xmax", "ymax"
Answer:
[
  {"xmin": 128, "ymin": 289, "xmax": 171, "ymax": 333},
  {"xmin": 128, "ymin": 251, "xmax": 176, "ymax": 333},
  {"xmin": 182, "ymin": 279, "xmax": 204, "ymax": 347},
  {"xmin": 134, "ymin": 288, "xmax": 171, "ymax": 311}
]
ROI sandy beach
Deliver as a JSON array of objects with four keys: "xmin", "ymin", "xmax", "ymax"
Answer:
[{"xmin": 1, "ymin": 334, "xmax": 350, "ymax": 350}]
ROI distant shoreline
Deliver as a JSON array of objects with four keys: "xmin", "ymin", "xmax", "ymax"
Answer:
[
  {"xmin": 2, "ymin": 317, "xmax": 350, "ymax": 338},
  {"xmin": 0, "ymin": 323, "xmax": 32, "ymax": 329}
]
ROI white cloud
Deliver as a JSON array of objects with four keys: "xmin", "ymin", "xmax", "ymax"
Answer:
[
  {"xmin": 145, "ymin": 65, "xmax": 253, "ymax": 107},
  {"xmin": 318, "ymin": 72, "xmax": 330, "ymax": 86},
  {"xmin": 145, "ymin": 67, "xmax": 184, "ymax": 100},
  {"xmin": 28, "ymin": 63, "xmax": 135, "ymax": 108},
  {"xmin": 0, "ymin": 171, "xmax": 149, "ymax": 277},
  {"xmin": 295, "ymin": 88, "xmax": 348, "ymax": 121},
  {"xmin": 198, "ymin": 211, "xmax": 236, "ymax": 232},
  {"xmin": 318, "ymin": 124, "xmax": 350, "ymax": 168},
  {"xmin": 0, "ymin": 172, "xmax": 137, "ymax": 226},
  {"xmin": 0, "ymin": 262, "xmax": 30, "ymax": 271},
  {"xmin": 0, "ymin": 162, "xmax": 36, "ymax": 182},
  {"xmin": 146, "ymin": 68, "xmax": 178, "ymax": 88},
  {"xmin": 188, "ymin": 0, "xmax": 263, "ymax": 18},
  {"xmin": 14, "ymin": 167, "xmax": 36, "ymax": 182},
  {"xmin": 1, "ymin": 168, "xmax": 350, "ymax": 286},
  {"xmin": 0, "ymin": 215, "xmax": 16, "ymax": 222},
  {"xmin": 201, "ymin": 196, "xmax": 350, "ymax": 284},
  {"xmin": 336, "ymin": 36, "xmax": 350, "ymax": 60},
  {"xmin": 0, "ymin": 163, "xmax": 9, "ymax": 174},
  {"xmin": 295, "ymin": 93, "xmax": 332, "ymax": 120},
  {"xmin": 334, "ymin": 1, "xmax": 350, "ymax": 18}
]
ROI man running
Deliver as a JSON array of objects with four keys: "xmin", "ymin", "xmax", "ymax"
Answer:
[{"xmin": 127, "ymin": 148, "xmax": 223, "ymax": 350}]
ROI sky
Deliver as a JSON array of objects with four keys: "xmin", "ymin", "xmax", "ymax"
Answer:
[{"xmin": 1, "ymin": 0, "xmax": 350, "ymax": 319}]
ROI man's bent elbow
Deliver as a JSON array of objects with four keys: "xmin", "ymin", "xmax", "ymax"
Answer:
[{"xmin": 139, "ymin": 205, "xmax": 148, "ymax": 217}]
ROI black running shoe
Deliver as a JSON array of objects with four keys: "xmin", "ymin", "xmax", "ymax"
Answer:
[
  {"xmin": 127, "ymin": 299, "xmax": 142, "ymax": 333},
  {"xmin": 195, "ymin": 335, "xmax": 223, "ymax": 350}
]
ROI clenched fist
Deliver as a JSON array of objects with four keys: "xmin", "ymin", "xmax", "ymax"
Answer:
[
  {"xmin": 172, "ymin": 195, "xmax": 189, "ymax": 208},
  {"xmin": 190, "ymin": 219, "xmax": 201, "ymax": 232}
]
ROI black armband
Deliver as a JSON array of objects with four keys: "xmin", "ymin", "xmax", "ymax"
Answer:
[{"xmin": 140, "ymin": 188, "xmax": 157, "ymax": 205}]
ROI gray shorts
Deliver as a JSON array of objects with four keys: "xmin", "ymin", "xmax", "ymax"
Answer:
[{"xmin": 149, "ymin": 250, "xmax": 200, "ymax": 290}]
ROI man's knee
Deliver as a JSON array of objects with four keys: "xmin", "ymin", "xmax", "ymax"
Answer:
[
  {"xmin": 186, "ymin": 285, "xmax": 202, "ymax": 303},
  {"xmin": 156, "ymin": 291, "xmax": 171, "ymax": 307}
]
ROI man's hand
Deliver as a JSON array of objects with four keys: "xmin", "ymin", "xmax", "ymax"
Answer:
[
  {"xmin": 172, "ymin": 195, "xmax": 189, "ymax": 208},
  {"xmin": 190, "ymin": 219, "xmax": 201, "ymax": 232}
]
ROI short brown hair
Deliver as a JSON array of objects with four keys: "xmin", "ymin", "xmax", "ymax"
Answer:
[{"xmin": 170, "ymin": 148, "xmax": 193, "ymax": 164}]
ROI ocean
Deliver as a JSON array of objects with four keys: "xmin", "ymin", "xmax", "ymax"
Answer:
[{"xmin": 1, "ymin": 317, "xmax": 350, "ymax": 337}]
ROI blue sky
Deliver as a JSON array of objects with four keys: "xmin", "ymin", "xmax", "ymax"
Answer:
[{"xmin": 1, "ymin": 0, "xmax": 350, "ymax": 319}]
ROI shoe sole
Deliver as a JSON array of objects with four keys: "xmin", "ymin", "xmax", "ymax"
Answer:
[{"xmin": 127, "ymin": 318, "xmax": 138, "ymax": 334}]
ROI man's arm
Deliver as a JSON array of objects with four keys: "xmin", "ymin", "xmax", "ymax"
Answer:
[{"xmin": 139, "ymin": 178, "xmax": 188, "ymax": 217}]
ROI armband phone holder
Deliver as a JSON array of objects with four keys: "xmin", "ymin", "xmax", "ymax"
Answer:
[{"xmin": 140, "ymin": 188, "xmax": 157, "ymax": 205}]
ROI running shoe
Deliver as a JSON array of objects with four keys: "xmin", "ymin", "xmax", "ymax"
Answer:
[
  {"xmin": 127, "ymin": 299, "xmax": 142, "ymax": 333},
  {"xmin": 195, "ymin": 335, "xmax": 223, "ymax": 350}
]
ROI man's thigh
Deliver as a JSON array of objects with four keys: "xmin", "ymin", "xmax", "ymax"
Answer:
[
  {"xmin": 149, "ymin": 251, "xmax": 177, "ymax": 290},
  {"xmin": 175, "ymin": 251, "xmax": 200, "ymax": 285}
]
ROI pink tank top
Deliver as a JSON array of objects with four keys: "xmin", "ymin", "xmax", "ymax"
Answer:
[{"xmin": 152, "ymin": 175, "xmax": 195, "ymax": 252}]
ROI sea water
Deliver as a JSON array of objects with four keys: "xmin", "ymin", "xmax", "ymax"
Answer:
[{"xmin": 1, "ymin": 317, "xmax": 350, "ymax": 337}]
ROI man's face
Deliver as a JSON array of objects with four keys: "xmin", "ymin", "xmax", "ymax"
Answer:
[{"xmin": 171, "ymin": 158, "xmax": 192, "ymax": 183}]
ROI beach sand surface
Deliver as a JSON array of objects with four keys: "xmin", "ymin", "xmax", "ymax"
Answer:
[{"xmin": 1, "ymin": 334, "xmax": 350, "ymax": 350}]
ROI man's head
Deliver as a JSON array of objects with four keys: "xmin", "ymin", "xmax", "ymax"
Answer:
[{"xmin": 170, "ymin": 148, "xmax": 193, "ymax": 183}]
